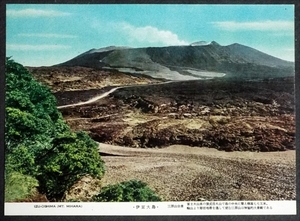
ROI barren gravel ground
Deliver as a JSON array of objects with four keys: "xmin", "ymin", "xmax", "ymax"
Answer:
[{"xmin": 99, "ymin": 143, "xmax": 296, "ymax": 201}]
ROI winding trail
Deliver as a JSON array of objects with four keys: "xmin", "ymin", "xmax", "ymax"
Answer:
[
  {"xmin": 57, "ymin": 87, "xmax": 121, "ymax": 109},
  {"xmin": 57, "ymin": 80, "xmax": 174, "ymax": 109}
]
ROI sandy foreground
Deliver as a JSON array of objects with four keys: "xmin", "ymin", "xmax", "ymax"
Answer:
[{"xmin": 99, "ymin": 143, "xmax": 296, "ymax": 201}]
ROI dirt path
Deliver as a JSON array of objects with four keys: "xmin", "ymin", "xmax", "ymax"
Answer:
[
  {"xmin": 57, "ymin": 81, "xmax": 174, "ymax": 109},
  {"xmin": 99, "ymin": 143, "xmax": 296, "ymax": 201},
  {"xmin": 57, "ymin": 87, "xmax": 121, "ymax": 109}
]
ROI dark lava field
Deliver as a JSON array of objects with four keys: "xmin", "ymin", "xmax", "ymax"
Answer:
[{"xmin": 56, "ymin": 77, "xmax": 295, "ymax": 152}]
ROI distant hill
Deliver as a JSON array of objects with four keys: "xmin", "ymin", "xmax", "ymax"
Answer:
[{"xmin": 56, "ymin": 41, "xmax": 294, "ymax": 80}]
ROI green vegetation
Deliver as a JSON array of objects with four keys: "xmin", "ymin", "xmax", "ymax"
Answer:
[
  {"xmin": 5, "ymin": 58, "xmax": 161, "ymax": 202},
  {"xmin": 5, "ymin": 58, "xmax": 105, "ymax": 201},
  {"xmin": 5, "ymin": 172, "xmax": 39, "ymax": 202},
  {"xmin": 92, "ymin": 180, "xmax": 161, "ymax": 202}
]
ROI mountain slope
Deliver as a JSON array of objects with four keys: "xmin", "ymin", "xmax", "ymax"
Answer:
[
  {"xmin": 57, "ymin": 42, "xmax": 294, "ymax": 80},
  {"xmin": 225, "ymin": 43, "xmax": 292, "ymax": 67}
]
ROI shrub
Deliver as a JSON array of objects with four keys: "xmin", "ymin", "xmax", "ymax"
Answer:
[
  {"xmin": 5, "ymin": 58, "xmax": 105, "ymax": 201},
  {"xmin": 37, "ymin": 131, "xmax": 105, "ymax": 200},
  {"xmin": 93, "ymin": 180, "xmax": 161, "ymax": 202}
]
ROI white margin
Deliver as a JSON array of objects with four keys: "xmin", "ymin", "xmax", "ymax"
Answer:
[{"xmin": 5, "ymin": 201, "xmax": 297, "ymax": 216}]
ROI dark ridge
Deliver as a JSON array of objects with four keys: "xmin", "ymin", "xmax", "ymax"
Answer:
[{"xmin": 55, "ymin": 42, "xmax": 294, "ymax": 80}]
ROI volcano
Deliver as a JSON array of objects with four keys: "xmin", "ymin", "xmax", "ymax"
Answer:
[{"xmin": 57, "ymin": 41, "xmax": 294, "ymax": 80}]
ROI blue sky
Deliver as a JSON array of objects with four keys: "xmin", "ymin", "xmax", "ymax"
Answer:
[{"xmin": 6, "ymin": 4, "xmax": 295, "ymax": 66}]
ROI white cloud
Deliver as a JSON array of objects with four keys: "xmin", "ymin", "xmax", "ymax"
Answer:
[
  {"xmin": 7, "ymin": 44, "xmax": 71, "ymax": 51},
  {"xmin": 7, "ymin": 9, "xmax": 71, "ymax": 17},
  {"xmin": 119, "ymin": 23, "xmax": 188, "ymax": 46},
  {"xmin": 18, "ymin": 33, "xmax": 77, "ymax": 38},
  {"xmin": 211, "ymin": 20, "xmax": 294, "ymax": 32}
]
